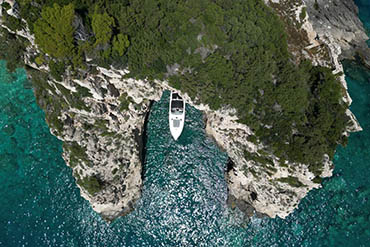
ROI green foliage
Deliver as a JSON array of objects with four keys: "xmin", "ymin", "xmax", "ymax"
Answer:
[
  {"xmin": 1, "ymin": 2, "xmax": 11, "ymax": 10},
  {"xmin": 77, "ymin": 175, "xmax": 103, "ymax": 195},
  {"xmin": 300, "ymin": 7, "xmax": 307, "ymax": 21},
  {"xmin": 112, "ymin": 168, "xmax": 118, "ymax": 175},
  {"xmin": 75, "ymin": 84, "xmax": 92, "ymax": 98},
  {"xmin": 35, "ymin": 56, "xmax": 45, "ymax": 65},
  {"xmin": 17, "ymin": 0, "xmax": 87, "ymax": 33},
  {"xmin": 277, "ymin": 176, "xmax": 305, "ymax": 187},
  {"xmin": 49, "ymin": 60, "xmax": 66, "ymax": 81},
  {"xmin": 2, "ymin": 13, "xmax": 24, "ymax": 32},
  {"xmin": 118, "ymin": 93, "xmax": 132, "ymax": 111},
  {"xmin": 91, "ymin": 10, "xmax": 115, "ymax": 46},
  {"xmin": 244, "ymin": 150, "xmax": 274, "ymax": 167},
  {"xmin": 54, "ymin": 83, "xmax": 90, "ymax": 111},
  {"xmin": 277, "ymin": 64, "xmax": 350, "ymax": 165},
  {"xmin": 112, "ymin": 34, "xmax": 130, "ymax": 57},
  {"xmin": 69, "ymin": 142, "xmax": 87, "ymax": 160},
  {"xmin": 34, "ymin": 3, "xmax": 75, "ymax": 58},
  {"xmin": 314, "ymin": 0, "xmax": 319, "ymax": 10},
  {"xmin": 0, "ymin": 29, "xmax": 27, "ymax": 72},
  {"xmin": 11, "ymin": 0, "xmax": 349, "ymax": 168},
  {"xmin": 18, "ymin": 2, "xmax": 41, "ymax": 33},
  {"xmin": 63, "ymin": 141, "xmax": 90, "ymax": 167},
  {"xmin": 312, "ymin": 176, "xmax": 323, "ymax": 184},
  {"xmin": 27, "ymin": 68, "xmax": 65, "ymax": 135},
  {"xmin": 94, "ymin": 119, "xmax": 109, "ymax": 131}
]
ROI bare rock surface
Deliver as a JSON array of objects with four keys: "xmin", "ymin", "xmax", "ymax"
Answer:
[{"xmin": 303, "ymin": 0, "xmax": 370, "ymax": 68}]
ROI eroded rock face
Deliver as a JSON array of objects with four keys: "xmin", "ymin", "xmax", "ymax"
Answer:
[
  {"xmin": 303, "ymin": 0, "xmax": 370, "ymax": 68},
  {"xmin": 55, "ymin": 68, "xmax": 165, "ymax": 221},
  {"xmin": 223, "ymin": 0, "xmax": 364, "ymax": 219},
  {"xmin": 30, "ymin": 65, "xmax": 166, "ymax": 221},
  {"xmin": 204, "ymin": 103, "xmax": 336, "ymax": 218}
]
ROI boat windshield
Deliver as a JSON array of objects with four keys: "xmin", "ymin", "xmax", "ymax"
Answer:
[
  {"xmin": 171, "ymin": 100, "xmax": 184, "ymax": 113},
  {"xmin": 172, "ymin": 93, "xmax": 182, "ymax": 100}
]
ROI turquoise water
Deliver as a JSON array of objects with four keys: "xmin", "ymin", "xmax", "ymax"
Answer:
[
  {"xmin": 0, "ymin": 69, "xmax": 247, "ymax": 246},
  {"xmin": 355, "ymin": 0, "xmax": 370, "ymax": 36},
  {"xmin": 1, "ymin": 3, "xmax": 370, "ymax": 245}
]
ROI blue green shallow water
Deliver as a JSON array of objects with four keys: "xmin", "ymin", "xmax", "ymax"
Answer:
[
  {"xmin": 0, "ymin": 67, "xmax": 246, "ymax": 246},
  {"xmin": 1, "ymin": 4, "xmax": 370, "ymax": 245}
]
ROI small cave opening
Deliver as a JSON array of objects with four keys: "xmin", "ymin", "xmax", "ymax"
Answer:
[
  {"xmin": 226, "ymin": 157, "xmax": 235, "ymax": 173},
  {"xmin": 251, "ymin": 191, "xmax": 257, "ymax": 201}
]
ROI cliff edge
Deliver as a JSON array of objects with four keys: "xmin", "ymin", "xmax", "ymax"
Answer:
[{"xmin": 0, "ymin": 0, "xmax": 366, "ymax": 221}]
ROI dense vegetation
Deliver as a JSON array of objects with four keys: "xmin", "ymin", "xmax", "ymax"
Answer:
[
  {"xmin": 1, "ymin": 0, "xmax": 350, "ymax": 172},
  {"xmin": 0, "ymin": 29, "xmax": 28, "ymax": 72},
  {"xmin": 34, "ymin": 3, "xmax": 75, "ymax": 59}
]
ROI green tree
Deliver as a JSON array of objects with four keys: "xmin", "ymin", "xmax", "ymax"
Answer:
[
  {"xmin": 34, "ymin": 3, "xmax": 75, "ymax": 59},
  {"xmin": 10, "ymin": 0, "xmax": 350, "ymax": 168},
  {"xmin": 91, "ymin": 10, "xmax": 115, "ymax": 46},
  {"xmin": 0, "ymin": 29, "xmax": 28, "ymax": 72},
  {"xmin": 2, "ymin": 12, "xmax": 24, "ymax": 32},
  {"xmin": 112, "ymin": 34, "xmax": 130, "ymax": 56},
  {"xmin": 49, "ymin": 60, "xmax": 66, "ymax": 81}
]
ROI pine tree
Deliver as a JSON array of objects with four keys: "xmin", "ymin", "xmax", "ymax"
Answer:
[{"xmin": 34, "ymin": 3, "xmax": 75, "ymax": 59}]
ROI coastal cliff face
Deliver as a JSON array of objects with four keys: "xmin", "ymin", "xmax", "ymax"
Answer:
[
  {"xmin": 0, "ymin": 0, "xmax": 366, "ymax": 221},
  {"xmin": 32, "ymin": 67, "xmax": 162, "ymax": 221},
  {"xmin": 226, "ymin": 0, "xmax": 365, "ymax": 218},
  {"xmin": 303, "ymin": 0, "xmax": 370, "ymax": 68}
]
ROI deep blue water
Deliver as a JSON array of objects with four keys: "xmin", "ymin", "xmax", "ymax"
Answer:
[{"xmin": 1, "ymin": 3, "xmax": 370, "ymax": 246}]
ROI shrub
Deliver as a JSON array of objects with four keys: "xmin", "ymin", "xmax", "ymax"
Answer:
[
  {"xmin": 277, "ymin": 176, "xmax": 305, "ymax": 187},
  {"xmin": 49, "ymin": 60, "xmax": 66, "ymax": 81},
  {"xmin": 2, "ymin": 13, "xmax": 24, "ymax": 32},
  {"xmin": 1, "ymin": 2, "xmax": 11, "ymax": 11},
  {"xmin": 35, "ymin": 56, "xmax": 45, "ymax": 65},
  {"xmin": 314, "ymin": 0, "xmax": 319, "ymax": 10},
  {"xmin": 77, "ymin": 175, "xmax": 103, "ymax": 195},
  {"xmin": 0, "ymin": 29, "xmax": 27, "ymax": 72},
  {"xmin": 300, "ymin": 7, "xmax": 307, "ymax": 21}
]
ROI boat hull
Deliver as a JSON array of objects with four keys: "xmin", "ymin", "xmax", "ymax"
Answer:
[{"xmin": 169, "ymin": 92, "xmax": 185, "ymax": 140}]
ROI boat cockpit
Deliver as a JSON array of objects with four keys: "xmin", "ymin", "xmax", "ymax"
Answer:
[{"xmin": 171, "ymin": 100, "xmax": 184, "ymax": 114}]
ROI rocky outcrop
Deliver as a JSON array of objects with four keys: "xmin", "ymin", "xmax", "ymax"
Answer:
[
  {"xmin": 0, "ymin": 0, "xmax": 366, "ymax": 221},
  {"xmin": 226, "ymin": 0, "xmax": 364, "ymax": 219},
  {"xmin": 303, "ymin": 0, "xmax": 370, "ymax": 68},
  {"xmin": 28, "ymin": 64, "xmax": 164, "ymax": 220}
]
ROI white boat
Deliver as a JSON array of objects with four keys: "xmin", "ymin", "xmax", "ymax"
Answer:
[{"xmin": 169, "ymin": 92, "xmax": 185, "ymax": 140}]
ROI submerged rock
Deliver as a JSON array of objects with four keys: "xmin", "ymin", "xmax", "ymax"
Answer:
[{"xmin": 2, "ymin": 124, "xmax": 15, "ymax": 136}]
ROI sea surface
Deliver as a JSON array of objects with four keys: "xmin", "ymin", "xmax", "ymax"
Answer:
[{"xmin": 1, "ymin": 3, "xmax": 370, "ymax": 246}]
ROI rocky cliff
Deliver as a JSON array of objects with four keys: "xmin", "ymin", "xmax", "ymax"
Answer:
[
  {"xmin": 0, "ymin": 0, "xmax": 366, "ymax": 221},
  {"xmin": 226, "ymin": 0, "xmax": 365, "ymax": 219},
  {"xmin": 303, "ymin": 0, "xmax": 370, "ymax": 68}
]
